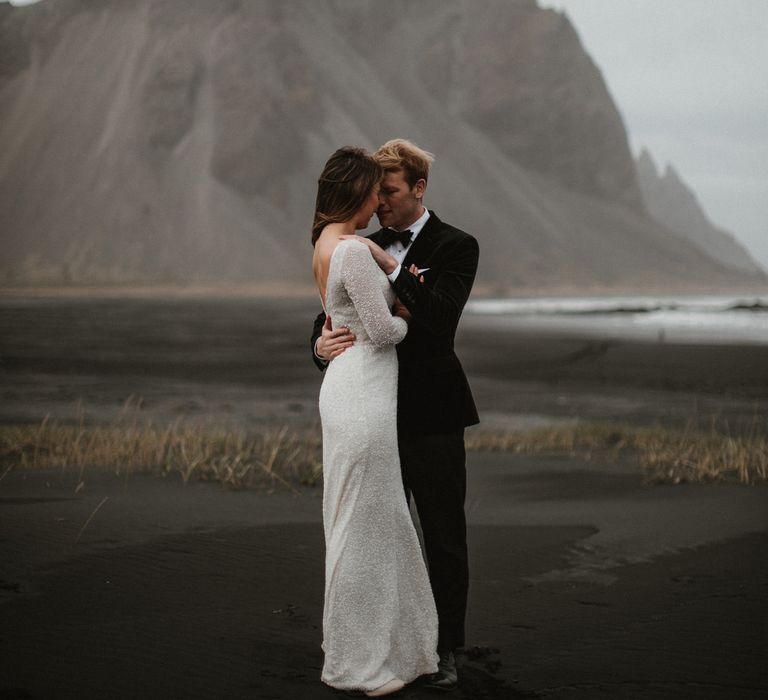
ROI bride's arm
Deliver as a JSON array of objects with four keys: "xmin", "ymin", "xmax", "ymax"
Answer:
[
  {"xmin": 340, "ymin": 242, "xmax": 407, "ymax": 348},
  {"xmin": 340, "ymin": 234, "xmax": 398, "ymax": 274}
]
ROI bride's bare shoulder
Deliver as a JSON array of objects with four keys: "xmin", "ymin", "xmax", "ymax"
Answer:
[
  {"xmin": 313, "ymin": 237, "xmax": 338, "ymax": 266},
  {"xmin": 312, "ymin": 237, "xmax": 341, "ymax": 287}
]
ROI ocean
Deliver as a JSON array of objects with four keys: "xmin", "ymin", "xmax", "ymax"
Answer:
[{"xmin": 465, "ymin": 294, "xmax": 768, "ymax": 344}]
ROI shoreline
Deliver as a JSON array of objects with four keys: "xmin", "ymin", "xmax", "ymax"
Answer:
[{"xmin": 2, "ymin": 282, "xmax": 767, "ymax": 300}]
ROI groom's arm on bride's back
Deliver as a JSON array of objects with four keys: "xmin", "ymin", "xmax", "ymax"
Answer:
[
  {"xmin": 310, "ymin": 311, "xmax": 327, "ymax": 371},
  {"xmin": 311, "ymin": 311, "xmax": 357, "ymax": 370},
  {"xmin": 393, "ymin": 230, "xmax": 478, "ymax": 335}
]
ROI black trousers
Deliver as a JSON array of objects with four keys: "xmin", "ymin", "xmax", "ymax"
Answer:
[{"xmin": 398, "ymin": 429, "xmax": 468, "ymax": 652}]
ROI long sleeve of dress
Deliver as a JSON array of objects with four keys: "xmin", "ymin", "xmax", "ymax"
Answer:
[{"xmin": 340, "ymin": 241, "xmax": 407, "ymax": 348}]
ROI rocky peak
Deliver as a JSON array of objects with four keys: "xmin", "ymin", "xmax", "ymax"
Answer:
[{"xmin": 636, "ymin": 148, "xmax": 764, "ymax": 276}]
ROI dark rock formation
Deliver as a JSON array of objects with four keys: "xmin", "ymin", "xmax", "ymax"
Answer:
[
  {"xmin": 0, "ymin": 0, "xmax": 760, "ymax": 291},
  {"xmin": 636, "ymin": 149, "xmax": 764, "ymax": 276},
  {"xmin": 415, "ymin": 1, "xmax": 644, "ymax": 211}
]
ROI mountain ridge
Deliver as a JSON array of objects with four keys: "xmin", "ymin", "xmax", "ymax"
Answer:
[{"xmin": 0, "ymin": 0, "xmax": 762, "ymax": 292}]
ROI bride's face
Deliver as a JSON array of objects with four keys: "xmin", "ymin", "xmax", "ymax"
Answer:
[{"xmin": 355, "ymin": 184, "xmax": 381, "ymax": 230}]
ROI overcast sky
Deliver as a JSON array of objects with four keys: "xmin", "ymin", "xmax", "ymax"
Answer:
[{"xmin": 544, "ymin": 0, "xmax": 768, "ymax": 268}]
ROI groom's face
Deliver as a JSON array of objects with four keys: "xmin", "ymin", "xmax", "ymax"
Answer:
[{"xmin": 376, "ymin": 170, "xmax": 425, "ymax": 231}]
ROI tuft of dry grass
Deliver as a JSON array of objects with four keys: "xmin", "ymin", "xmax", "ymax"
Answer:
[
  {"xmin": 466, "ymin": 422, "xmax": 768, "ymax": 485},
  {"xmin": 0, "ymin": 415, "xmax": 323, "ymax": 491},
  {"xmin": 1, "ymin": 399, "xmax": 765, "ymax": 489}
]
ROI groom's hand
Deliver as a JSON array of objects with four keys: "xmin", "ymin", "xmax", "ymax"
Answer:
[
  {"xmin": 316, "ymin": 315, "xmax": 356, "ymax": 361},
  {"xmin": 407, "ymin": 264, "xmax": 425, "ymax": 283},
  {"xmin": 393, "ymin": 267, "xmax": 424, "ymax": 322}
]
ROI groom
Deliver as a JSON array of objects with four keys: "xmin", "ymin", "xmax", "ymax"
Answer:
[{"xmin": 311, "ymin": 139, "xmax": 479, "ymax": 691}]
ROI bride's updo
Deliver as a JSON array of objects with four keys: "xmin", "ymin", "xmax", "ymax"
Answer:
[{"xmin": 311, "ymin": 147, "xmax": 383, "ymax": 246}]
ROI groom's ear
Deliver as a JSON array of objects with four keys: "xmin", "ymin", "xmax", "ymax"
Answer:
[{"xmin": 413, "ymin": 178, "xmax": 426, "ymax": 200}]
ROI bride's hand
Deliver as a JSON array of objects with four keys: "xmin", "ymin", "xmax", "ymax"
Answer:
[
  {"xmin": 339, "ymin": 234, "xmax": 398, "ymax": 275},
  {"xmin": 393, "ymin": 299, "xmax": 412, "ymax": 322}
]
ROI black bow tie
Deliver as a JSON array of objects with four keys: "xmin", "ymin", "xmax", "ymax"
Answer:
[{"xmin": 379, "ymin": 228, "xmax": 413, "ymax": 248}]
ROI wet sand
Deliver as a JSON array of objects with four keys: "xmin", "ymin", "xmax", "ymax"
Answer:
[
  {"xmin": 1, "ymin": 295, "xmax": 767, "ymax": 698},
  {"xmin": 2, "ymin": 296, "xmax": 767, "ymax": 433}
]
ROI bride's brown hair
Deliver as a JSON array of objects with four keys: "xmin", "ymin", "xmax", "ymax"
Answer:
[{"xmin": 311, "ymin": 147, "xmax": 383, "ymax": 246}]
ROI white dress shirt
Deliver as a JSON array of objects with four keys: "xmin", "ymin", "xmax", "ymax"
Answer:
[{"xmin": 384, "ymin": 207, "xmax": 430, "ymax": 282}]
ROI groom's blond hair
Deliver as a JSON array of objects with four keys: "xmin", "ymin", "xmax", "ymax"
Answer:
[{"xmin": 373, "ymin": 139, "xmax": 434, "ymax": 188}]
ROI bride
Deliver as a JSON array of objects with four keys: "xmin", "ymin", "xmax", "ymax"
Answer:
[{"xmin": 311, "ymin": 147, "xmax": 439, "ymax": 696}]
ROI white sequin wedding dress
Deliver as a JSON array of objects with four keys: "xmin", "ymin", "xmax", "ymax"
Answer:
[{"xmin": 318, "ymin": 239, "xmax": 439, "ymax": 692}]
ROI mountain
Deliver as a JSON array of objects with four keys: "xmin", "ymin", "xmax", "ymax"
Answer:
[
  {"xmin": 635, "ymin": 149, "xmax": 764, "ymax": 276},
  {"xmin": 0, "ymin": 0, "xmax": 761, "ymax": 292}
]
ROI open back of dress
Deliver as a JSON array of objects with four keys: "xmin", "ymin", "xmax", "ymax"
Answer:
[{"xmin": 318, "ymin": 239, "xmax": 438, "ymax": 691}]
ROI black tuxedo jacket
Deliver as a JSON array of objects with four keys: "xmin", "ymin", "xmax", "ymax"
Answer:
[{"xmin": 311, "ymin": 210, "xmax": 479, "ymax": 436}]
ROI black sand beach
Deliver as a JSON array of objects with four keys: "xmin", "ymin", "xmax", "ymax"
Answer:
[
  {"xmin": 2, "ymin": 295, "xmax": 766, "ymax": 433},
  {"xmin": 1, "ymin": 295, "xmax": 767, "ymax": 699}
]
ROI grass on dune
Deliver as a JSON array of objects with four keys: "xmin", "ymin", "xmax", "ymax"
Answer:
[
  {"xmin": 466, "ymin": 421, "xmax": 768, "ymax": 485},
  {"xmin": 0, "ymin": 416, "xmax": 323, "ymax": 491},
  {"xmin": 1, "ymin": 405, "xmax": 766, "ymax": 489}
]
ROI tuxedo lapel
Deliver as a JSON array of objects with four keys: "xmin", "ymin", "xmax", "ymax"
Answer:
[{"xmin": 402, "ymin": 210, "xmax": 440, "ymax": 269}]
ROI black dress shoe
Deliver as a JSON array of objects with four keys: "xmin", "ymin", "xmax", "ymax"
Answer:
[{"xmin": 420, "ymin": 650, "xmax": 458, "ymax": 691}]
